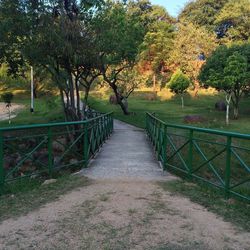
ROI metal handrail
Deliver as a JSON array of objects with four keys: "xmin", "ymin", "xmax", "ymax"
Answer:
[{"xmin": 146, "ymin": 112, "xmax": 250, "ymax": 202}]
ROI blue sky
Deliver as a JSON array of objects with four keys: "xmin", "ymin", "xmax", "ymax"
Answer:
[{"xmin": 151, "ymin": 0, "xmax": 188, "ymax": 17}]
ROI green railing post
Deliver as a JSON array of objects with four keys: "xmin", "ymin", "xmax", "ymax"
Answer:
[
  {"xmin": 48, "ymin": 127, "xmax": 53, "ymax": 177},
  {"xmin": 162, "ymin": 124, "xmax": 167, "ymax": 170},
  {"xmin": 225, "ymin": 136, "xmax": 232, "ymax": 198},
  {"xmin": 188, "ymin": 130, "xmax": 194, "ymax": 177},
  {"xmin": 84, "ymin": 123, "xmax": 89, "ymax": 167},
  {"xmin": 0, "ymin": 132, "xmax": 4, "ymax": 194}
]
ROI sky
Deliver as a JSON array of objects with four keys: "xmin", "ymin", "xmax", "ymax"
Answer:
[{"xmin": 151, "ymin": 0, "xmax": 188, "ymax": 17}]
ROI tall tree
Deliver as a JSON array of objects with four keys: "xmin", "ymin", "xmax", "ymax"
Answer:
[
  {"xmin": 93, "ymin": 1, "xmax": 146, "ymax": 115},
  {"xmin": 139, "ymin": 17, "xmax": 175, "ymax": 90},
  {"xmin": 215, "ymin": 0, "xmax": 250, "ymax": 42},
  {"xmin": 199, "ymin": 43, "xmax": 250, "ymax": 120},
  {"xmin": 179, "ymin": 0, "xmax": 229, "ymax": 31},
  {"xmin": 167, "ymin": 22, "xmax": 217, "ymax": 92}
]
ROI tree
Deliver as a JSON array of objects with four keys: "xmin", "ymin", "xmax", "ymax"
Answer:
[
  {"xmin": 167, "ymin": 23, "xmax": 217, "ymax": 93},
  {"xmin": 168, "ymin": 69, "xmax": 191, "ymax": 108},
  {"xmin": 215, "ymin": 0, "xmax": 250, "ymax": 42},
  {"xmin": 93, "ymin": 1, "xmax": 146, "ymax": 115},
  {"xmin": 139, "ymin": 20, "xmax": 175, "ymax": 91},
  {"xmin": 23, "ymin": 0, "xmax": 104, "ymax": 121},
  {"xmin": 199, "ymin": 43, "xmax": 250, "ymax": 120},
  {"xmin": 0, "ymin": 0, "xmax": 28, "ymax": 76},
  {"xmin": 179, "ymin": 0, "xmax": 229, "ymax": 31},
  {"xmin": 114, "ymin": 66, "xmax": 145, "ymax": 113}
]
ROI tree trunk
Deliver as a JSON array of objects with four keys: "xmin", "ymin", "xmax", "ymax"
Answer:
[
  {"xmin": 225, "ymin": 94, "xmax": 231, "ymax": 125},
  {"xmin": 233, "ymin": 106, "xmax": 239, "ymax": 119},
  {"xmin": 153, "ymin": 74, "xmax": 156, "ymax": 92},
  {"xmin": 8, "ymin": 106, "xmax": 11, "ymax": 124},
  {"xmin": 181, "ymin": 95, "xmax": 184, "ymax": 109},
  {"xmin": 108, "ymin": 81, "xmax": 129, "ymax": 115},
  {"xmin": 84, "ymin": 86, "xmax": 90, "ymax": 104}
]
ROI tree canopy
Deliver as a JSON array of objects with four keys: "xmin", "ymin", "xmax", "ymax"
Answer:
[{"xmin": 199, "ymin": 43, "xmax": 250, "ymax": 118}]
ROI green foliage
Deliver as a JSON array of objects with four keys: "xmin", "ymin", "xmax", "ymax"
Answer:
[
  {"xmin": 1, "ymin": 92, "xmax": 13, "ymax": 106},
  {"xmin": 168, "ymin": 23, "xmax": 217, "ymax": 82},
  {"xmin": 168, "ymin": 69, "xmax": 191, "ymax": 95},
  {"xmin": 199, "ymin": 43, "xmax": 250, "ymax": 91},
  {"xmin": 199, "ymin": 43, "xmax": 250, "ymax": 118},
  {"xmin": 215, "ymin": 0, "xmax": 250, "ymax": 42},
  {"xmin": 179, "ymin": 0, "xmax": 229, "ymax": 31},
  {"xmin": 139, "ymin": 20, "xmax": 175, "ymax": 73},
  {"xmin": 93, "ymin": 1, "xmax": 145, "ymax": 66}
]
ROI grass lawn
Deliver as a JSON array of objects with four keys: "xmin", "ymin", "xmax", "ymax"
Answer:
[
  {"xmin": 89, "ymin": 89, "xmax": 250, "ymax": 134},
  {"xmin": 0, "ymin": 93, "xmax": 64, "ymax": 127}
]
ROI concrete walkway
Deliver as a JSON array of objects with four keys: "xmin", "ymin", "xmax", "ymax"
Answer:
[{"xmin": 81, "ymin": 120, "xmax": 173, "ymax": 180}]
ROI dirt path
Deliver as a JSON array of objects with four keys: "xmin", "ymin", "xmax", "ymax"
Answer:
[
  {"xmin": 0, "ymin": 179, "xmax": 249, "ymax": 250},
  {"xmin": 0, "ymin": 120, "xmax": 249, "ymax": 249},
  {"xmin": 0, "ymin": 103, "xmax": 24, "ymax": 121}
]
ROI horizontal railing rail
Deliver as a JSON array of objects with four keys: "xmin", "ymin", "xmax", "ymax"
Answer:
[
  {"xmin": 0, "ymin": 112, "xmax": 113, "ymax": 192},
  {"xmin": 146, "ymin": 112, "xmax": 250, "ymax": 202}
]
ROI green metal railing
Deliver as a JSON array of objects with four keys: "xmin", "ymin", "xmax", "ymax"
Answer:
[
  {"xmin": 146, "ymin": 112, "xmax": 250, "ymax": 202},
  {"xmin": 0, "ymin": 112, "xmax": 113, "ymax": 190}
]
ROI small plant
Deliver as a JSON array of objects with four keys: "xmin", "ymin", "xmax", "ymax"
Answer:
[
  {"xmin": 1, "ymin": 92, "xmax": 14, "ymax": 124},
  {"xmin": 168, "ymin": 69, "xmax": 191, "ymax": 108}
]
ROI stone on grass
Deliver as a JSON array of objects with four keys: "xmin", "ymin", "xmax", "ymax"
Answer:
[
  {"xmin": 184, "ymin": 115, "xmax": 205, "ymax": 124},
  {"xmin": 42, "ymin": 179, "xmax": 57, "ymax": 185},
  {"xmin": 215, "ymin": 100, "xmax": 226, "ymax": 111},
  {"xmin": 69, "ymin": 159, "xmax": 78, "ymax": 165},
  {"xmin": 52, "ymin": 141, "xmax": 65, "ymax": 152}
]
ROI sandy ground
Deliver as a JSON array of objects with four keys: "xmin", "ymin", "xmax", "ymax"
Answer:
[
  {"xmin": 0, "ymin": 103, "xmax": 24, "ymax": 121},
  {"xmin": 0, "ymin": 179, "xmax": 249, "ymax": 250}
]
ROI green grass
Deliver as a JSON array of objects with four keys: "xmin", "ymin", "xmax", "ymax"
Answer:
[
  {"xmin": 0, "ymin": 94, "xmax": 64, "ymax": 127},
  {"xmin": 0, "ymin": 174, "xmax": 91, "ymax": 222},
  {"xmin": 89, "ymin": 90, "xmax": 250, "ymax": 134},
  {"xmin": 159, "ymin": 180, "xmax": 250, "ymax": 232}
]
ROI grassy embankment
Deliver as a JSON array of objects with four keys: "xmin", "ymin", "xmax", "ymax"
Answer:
[{"xmin": 89, "ymin": 88, "xmax": 250, "ymax": 134}]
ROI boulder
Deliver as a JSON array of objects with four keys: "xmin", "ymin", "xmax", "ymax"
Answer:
[
  {"xmin": 42, "ymin": 179, "xmax": 57, "ymax": 185},
  {"xmin": 3, "ymin": 153, "xmax": 21, "ymax": 170},
  {"xmin": 3, "ymin": 156, "xmax": 14, "ymax": 170},
  {"xmin": 145, "ymin": 92, "xmax": 157, "ymax": 101},
  {"xmin": 215, "ymin": 100, "xmax": 226, "ymax": 111},
  {"xmin": 184, "ymin": 115, "xmax": 205, "ymax": 124},
  {"xmin": 52, "ymin": 141, "xmax": 65, "ymax": 153},
  {"xmin": 69, "ymin": 158, "xmax": 78, "ymax": 165}
]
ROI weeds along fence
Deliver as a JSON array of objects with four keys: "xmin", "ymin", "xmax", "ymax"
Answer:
[
  {"xmin": 146, "ymin": 113, "xmax": 250, "ymax": 202},
  {"xmin": 0, "ymin": 112, "xmax": 113, "ymax": 190}
]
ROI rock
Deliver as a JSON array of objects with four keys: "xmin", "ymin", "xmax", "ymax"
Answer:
[
  {"xmin": 69, "ymin": 158, "xmax": 78, "ymax": 165},
  {"xmin": 52, "ymin": 141, "xmax": 65, "ymax": 152},
  {"xmin": 19, "ymin": 164, "xmax": 36, "ymax": 173},
  {"xmin": 215, "ymin": 100, "xmax": 226, "ymax": 111},
  {"xmin": 109, "ymin": 95, "xmax": 117, "ymax": 105},
  {"xmin": 42, "ymin": 179, "xmax": 57, "ymax": 185},
  {"xmin": 184, "ymin": 115, "xmax": 205, "ymax": 124},
  {"xmin": 54, "ymin": 156, "xmax": 61, "ymax": 166},
  {"xmin": 3, "ymin": 153, "xmax": 21, "ymax": 170},
  {"xmin": 19, "ymin": 144, "xmax": 26, "ymax": 150},
  {"xmin": 145, "ymin": 92, "xmax": 157, "ymax": 101},
  {"xmin": 3, "ymin": 156, "xmax": 14, "ymax": 170},
  {"xmin": 227, "ymin": 198, "xmax": 236, "ymax": 205}
]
